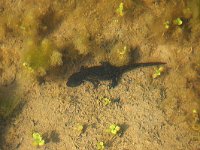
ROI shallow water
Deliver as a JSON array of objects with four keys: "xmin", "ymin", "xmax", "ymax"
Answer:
[{"xmin": 0, "ymin": 0, "xmax": 200, "ymax": 149}]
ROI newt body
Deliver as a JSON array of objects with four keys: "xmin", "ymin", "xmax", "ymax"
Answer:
[{"xmin": 67, "ymin": 62, "xmax": 165, "ymax": 88}]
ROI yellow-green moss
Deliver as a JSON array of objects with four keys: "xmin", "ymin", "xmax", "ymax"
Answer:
[{"xmin": 23, "ymin": 38, "xmax": 63, "ymax": 76}]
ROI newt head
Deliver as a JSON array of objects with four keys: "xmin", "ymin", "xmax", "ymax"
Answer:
[{"xmin": 66, "ymin": 72, "xmax": 84, "ymax": 87}]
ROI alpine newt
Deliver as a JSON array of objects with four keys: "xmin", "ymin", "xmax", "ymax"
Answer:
[{"xmin": 67, "ymin": 62, "xmax": 165, "ymax": 88}]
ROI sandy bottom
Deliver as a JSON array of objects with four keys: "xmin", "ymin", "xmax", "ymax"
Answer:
[{"xmin": 0, "ymin": 0, "xmax": 200, "ymax": 150}]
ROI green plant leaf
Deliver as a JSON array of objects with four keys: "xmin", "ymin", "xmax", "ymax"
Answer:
[
  {"xmin": 116, "ymin": 2, "xmax": 124, "ymax": 16},
  {"xmin": 155, "ymin": 70, "xmax": 161, "ymax": 76},
  {"xmin": 32, "ymin": 132, "xmax": 45, "ymax": 146},
  {"xmin": 164, "ymin": 21, "xmax": 170, "ymax": 29},
  {"xmin": 39, "ymin": 140, "xmax": 45, "ymax": 146},
  {"xmin": 173, "ymin": 18, "xmax": 182, "ymax": 26},
  {"xmin": 33, "ymin": 133, "xmax": 42, "ymax": 140},
  {"xmin": 108, "ymin": 124, "xmax": 120, "ymax": 135},
  {"xmin": 97, "ymin": 142, "xmax": 105, "ymax": 150}
]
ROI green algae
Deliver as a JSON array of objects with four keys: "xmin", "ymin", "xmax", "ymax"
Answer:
[{"xmin": 23, "ymin": 39, "xmax": 63, "ymax": 76}]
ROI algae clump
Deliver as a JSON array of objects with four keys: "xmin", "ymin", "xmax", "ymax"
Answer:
[{"xmin": 23, "ymin": 38, "xmax": 63, "ymax": 76}]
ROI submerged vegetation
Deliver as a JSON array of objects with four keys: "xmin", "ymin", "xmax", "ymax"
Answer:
[
  {"xmin": 152, "ymin": 67, "xmax": 165, "ymax": 79},
  {"xmin": 97, "ymin": 142, "xmax": 105, "ymax": 150},
  {"xmin": 116, "ymin": 2, "xmax": 124, "ymax": 17},
  {"xmin": 173, "ymin": 18, "xmax": 183, "ymax": 26},
  {"xmin": 32, "ymin": 132, "xmax": 45, "ymax": 147},
  {"xmin": 109, "ymin": 44, "xmax": 131, "ymax": 66},
  {"xmin": 98, "ymin": 96, "xmax": 112, "ymax": 106},
  {"xmin": 22, "ymin": 38, "xmax": 63, "ymax": 77},
  {"xmin": 0, "ymin": 0, "xmax": 200, "ymax": 149},
  {"xmin": 74, "ymin": 123, "xmax": 84, "ymax": 135},
  {"xmin": 106, "ymin": 124, "xmax": 121, "ymax": 135},
  {"xmin": 164, "ymin": 21, "xmax": 170, "ymax": 29}
]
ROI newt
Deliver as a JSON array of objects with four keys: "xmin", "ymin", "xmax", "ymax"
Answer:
[{"xmin": 66, "ymin": 62, "xmax": 165, "ymax": 88}]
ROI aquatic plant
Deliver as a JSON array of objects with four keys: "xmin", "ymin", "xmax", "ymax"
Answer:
[
  {"xmin": 173, "ymin": 18, "xmax": 183, "ymax": 26},
  {"xmin": 110, "ymin": 44, "xmax": 131, "ymax": 66},
  {"xmin": 23, "ymin": 38, "xmax": 63, "ymax": 76},
  {"xmin": 106, "ymin": 124, "xmax": 120, "ymax": 135},
  {"xmin": 76, "ymin": 124, "xmax": 84, "ymax": 132},
  {"xmin": 103, "ymin": 97, "xmax": 111, "ymax": 106},
  {"xmin": 74, "ymin": 123, "xmax": 84, "ymax": 135},
  {"xmin": 116, "ymin": 2, "xmax": 124, "ymax": 16},
  {"xmin": 163, "ymin": 18, "xmax": 182, "ymax": 30},
  {"xmin": 152, "ymin": 67, "xmax": 164, "ymax": 79},
  {"xmin": 97, "ymin": 142, "xmax": 105, "ymax": 150},
  {"xmin": 32, "ymin": 132, "xmax": 45, "ymax": 146},
  {"xmin": 164, "ymin": 21, "xmax": 170, "ymax": 29},
  {"xmin": 99, "ymin": 96, "xmax": 112, "ymax": 106}
]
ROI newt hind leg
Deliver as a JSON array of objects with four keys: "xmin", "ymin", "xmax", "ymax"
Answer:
[{"xmin": 110, "ymin": 75, "xmax": 121, "ymax": 88}]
